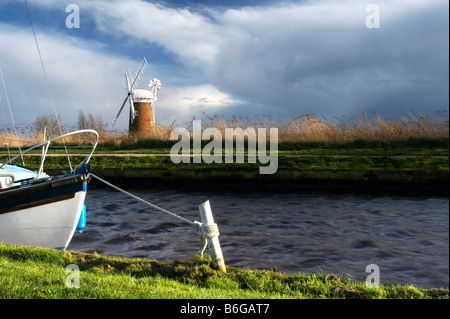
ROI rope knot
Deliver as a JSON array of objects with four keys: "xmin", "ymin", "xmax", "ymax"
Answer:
[{"xmin": 194, "ymin": 221, "xmax": 220, "ymax": 239}]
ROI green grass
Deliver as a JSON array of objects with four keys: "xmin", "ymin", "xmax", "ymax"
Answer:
[
  {"xmin": 2, "ymin": 137, "xmax": 448, "ymax": 155},
  {"xmin": 0, "ymin": 243, "xmax": 447, "ymax": 299},
  {"xmin": 93, "ymin": 137, "xmax": 449, "ymax": 156},
  {"xmin": 3, "ymin": 153, "xmax": 447, "ymax": 174},
  {"xmin": 1, "ymin": 137, "xmax": 447, "ymax": 184}
]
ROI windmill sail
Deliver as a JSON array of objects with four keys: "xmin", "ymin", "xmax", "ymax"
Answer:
[
  {"xmin": 129, "ymin": 57, "xmax": 147, "ymax": 91},
  {"xmin": 112, "ymin": 58, "xmax": 148, "ymax": 126},
  {"xmin": 112, "ymin": 93, "xmax": 131, "ymax": 126},
  {"xmin": 148, "ymin": 78, "xmax": 162, "ymax": 125}
]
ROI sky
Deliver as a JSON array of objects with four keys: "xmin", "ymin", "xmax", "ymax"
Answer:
[{"xmin": 0, "ymin": 0, "xmax": 448, "ymax": 131}]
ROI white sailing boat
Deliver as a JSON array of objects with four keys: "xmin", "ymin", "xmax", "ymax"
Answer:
[{"xmin": 0, "ymin": 130, "xmax": 98, "ymax": 249}]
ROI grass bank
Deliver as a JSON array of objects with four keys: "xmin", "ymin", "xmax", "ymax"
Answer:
[
  {"xmin": 1, "ymin": 138, "xmax": 448, "ymax": 191},
  {"xmin": 3, "ymin": 149, "xmax": 447, "ymax": 186},
  {"xmin": 0, "ymin": 243, "xmax": 448, "ymax": 299}
]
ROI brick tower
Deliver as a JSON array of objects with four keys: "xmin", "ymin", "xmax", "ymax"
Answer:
[{"xmin": 129, "ymin": 89, "xmax": 155, "ymax": 135}]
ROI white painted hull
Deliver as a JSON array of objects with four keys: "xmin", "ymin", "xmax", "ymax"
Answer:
[
  {"xmin": 0, "ymin": 191, "xmax": 86, "ymax": 250},
  {"xmin": 1, "ymin": 129, "xmax": 98, "ymax": 250}
]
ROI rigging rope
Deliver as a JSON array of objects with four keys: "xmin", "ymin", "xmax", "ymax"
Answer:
[
  {"xmin": 89, "ymin": 173, "xmax": 221, "ymax": 249},
  {"xmin": 0, "ymin": 68, "xmax": 24, "ymax": 165},
  {"xmin": 90, "ymin": 173, "xmax": 196, "ymax": 226},
  {"xmin": 24, "ymin": 0, "xmax": 73, "ymax": 172}
]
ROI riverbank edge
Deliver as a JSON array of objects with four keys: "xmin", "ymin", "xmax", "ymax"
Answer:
[
  {"xmin": 80, "ymin": 167, "xmax": 448, "ymax": 194},
  {"xmin": 0, "ymin": 243, "xmax": 448, "ymax": 299}
]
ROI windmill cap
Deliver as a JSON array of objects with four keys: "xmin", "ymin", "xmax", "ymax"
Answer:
[{"xmin": 132, "ymin": 89, "xmax": 154, "ymax": 102}]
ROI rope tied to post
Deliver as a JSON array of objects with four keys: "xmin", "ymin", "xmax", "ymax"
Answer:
[
  {"xmin": 194, "ymin": 221, "xmax": 220, "ymax": 257},
  {"xmin": 194, "ymin": 221, "xmax": 220, "ymax": 239},
  {"xmin": 90, "ymin": 173, "xmax": 223, "ymax": 239},
  {"xmin": 90, "ymin": 173, "xmax": 225, "ymax": 266}
]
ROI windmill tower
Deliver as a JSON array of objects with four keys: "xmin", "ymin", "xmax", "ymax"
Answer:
[{"xmin": 112, "ymin": 58, "xmax": 162, "ymax": 136}]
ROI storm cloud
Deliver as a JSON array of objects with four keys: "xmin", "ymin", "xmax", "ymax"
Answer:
[
  {"xmin": 0, "ymin": 0, "xmax": 448, "ymax": 129},
  {"xmin": 68, "ymin": 0, "xmax": 450, "ymax": 117}
]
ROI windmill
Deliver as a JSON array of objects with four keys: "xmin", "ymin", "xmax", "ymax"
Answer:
[{"xmin": 112, "ymin": 58, "xmax": 162, "ymax": 135}]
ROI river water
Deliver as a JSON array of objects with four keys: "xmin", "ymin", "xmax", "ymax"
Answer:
[{"xmin": 69, "ymin": 184, "xmax": 449, "ymax": 289}]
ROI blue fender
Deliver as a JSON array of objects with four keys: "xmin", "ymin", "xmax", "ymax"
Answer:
[{"xmin": 77, "ymin": 204, "xmax": 87, "ymax": 233}]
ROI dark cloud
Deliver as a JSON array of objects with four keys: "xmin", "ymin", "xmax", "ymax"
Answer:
[
  {"xmin": 207, "ymin": 1, "xmax": 449, "ymax": 118},
  {"xmin": 1, "ymin": 0, "xmax": 447, "ymax": 129}
]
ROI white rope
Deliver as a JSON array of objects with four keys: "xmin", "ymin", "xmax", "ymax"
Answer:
[
  {"xmin": 198, "ymin": 235, "xmax": 207, "ymax": 257},
  {"xmin": 194, "ymin": 221, "xmax": 220, "ymax": 239},
  {"xmin": 89, "ymin": 173, "xmax": 221, "ymax": 257},
  {"xmin": 194, "ymin": 222, "xmax": 220, "ymax": 257},
  {"xmin": 90, "ymin": 173, "xmax": 196, "ymax": 226}
]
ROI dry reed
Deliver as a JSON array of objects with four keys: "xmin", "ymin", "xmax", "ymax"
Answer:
[
  {"xmin": 187, "ymin": 110, "xmax": 449, "ymax": 143},
  {"xmin": 1, "ymin": 110, "xmax": 448, "ymax": 148}
]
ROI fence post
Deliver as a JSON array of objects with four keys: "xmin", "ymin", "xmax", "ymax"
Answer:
[{"xmin": 198, "ymin": 200, "xmax": 226, "ymax": 273}]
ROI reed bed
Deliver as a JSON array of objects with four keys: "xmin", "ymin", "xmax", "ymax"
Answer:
[
  {"xmin": 1, "ymin": 110, "xmax": 448, "ymax": 148},
  {"xmin": 106, "ymin": 110, "xmax": 449, "ymax": 145},
  {"xmin": 197, "ymin": 110, "xmax": 449, "ymax": 143}
]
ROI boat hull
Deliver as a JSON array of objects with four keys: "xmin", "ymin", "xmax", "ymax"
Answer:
[{"xmin": 0, "ymin": 174, "xmax": 88, "ymax": 249}]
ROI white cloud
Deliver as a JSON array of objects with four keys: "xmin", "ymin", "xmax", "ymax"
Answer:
[
  {"xmin": 78, "ymin": 0, "xmax": 222, "ymax": 67},
  {"xmin": 0, "ymin": 23, "xmax": 135, "ymax": 130},
  {"xmin": 157, "ymin": 84, "xmax": 246, "ymax": 118},
  {"xmin": 0, "ymin": 20, "xmax": 243, "ymax": 130}
]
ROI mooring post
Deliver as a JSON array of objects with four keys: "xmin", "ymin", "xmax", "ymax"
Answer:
[{"xmin": 198, "ymin": 200, "xmax": 226, "ymax": 273}]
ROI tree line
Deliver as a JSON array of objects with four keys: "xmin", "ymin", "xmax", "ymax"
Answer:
[{"xmin": 32, "ymin": 111, "xmax": 109, "ymax": 138}]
